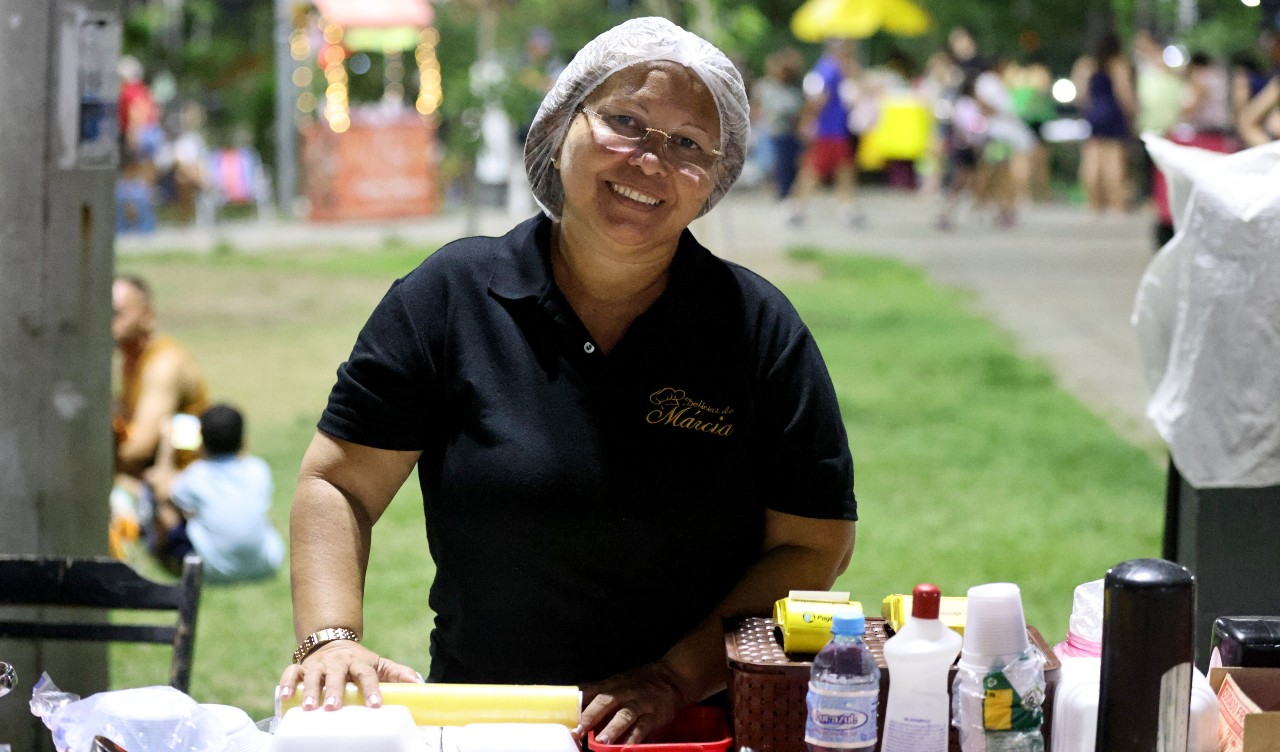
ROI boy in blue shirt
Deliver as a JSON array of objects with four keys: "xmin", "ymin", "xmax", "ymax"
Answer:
[{"xmin": 151, "ymin": 403, "xmax": 284, "ymax": 583}]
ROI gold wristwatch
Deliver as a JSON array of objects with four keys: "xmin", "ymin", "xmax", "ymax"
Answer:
[{"xmin": 292, "ymin": 627, "xmax": 360, "ymax": 664}]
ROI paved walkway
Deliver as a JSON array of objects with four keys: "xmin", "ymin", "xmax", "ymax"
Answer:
[{"xmin": 118, "ymin": 187, "xmax": 1164, "ymax": 451}]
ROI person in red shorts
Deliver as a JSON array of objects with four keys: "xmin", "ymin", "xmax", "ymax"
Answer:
[{"xmin": 786, "ymin": 39, "xmax": 865, "ymax": 227}]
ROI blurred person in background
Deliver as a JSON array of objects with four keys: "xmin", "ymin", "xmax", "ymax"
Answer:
[
  {"xmin": 788, "ymin": 38, "xmax": 867, "ymax": 227},
  {"xmin": 1072, "ymin": 32, "xmax": 1136, "ymax": 215},
  {"xmin": 1237, "ymin": 29, "xmax": 1280, "ymax": 147},
  {"xmin": 144, "ymin": 404, "xmax": 285, "ymax": 583},
  {"xmin": 916, "ymin": 50, "xmax": 963, "ymax": 197},
  {"xmin": 1174, "ymin": 52, "xmax": 1236, "ymax": 153},
  {"xmin": 1134, "ymin": 31, "xmax": 1184, "ymax": 138},
  {"xmin": 1231, "ymin": 53, "xmax": 1270, "ymax": 122},
  {"xmin": 751, "ymin": 47, "xmax": 807, "ymax": 223},
  {"xmin": 1007, "ymin": 59, "xmax": 1056, "ymax": 203},
  {"xmin": 874, "ymin": 48, "xmax": 921, "ymax": 191},
  {"xmin": 111, "ymin": 275, "xmax": 210, "ymax": 558},
  {"xmin": 1148, "ymin": 51, "xmax": 1240, "ymax": 247},
  {"xmin": 277, "ymin": 17, "xmax": 856, "ymax": 746},
  {"xmin": 511, "ymin": 27, "xmax": 567, "ymax": 217},
  {"xmin": 972, "ymin": 59, "xmax": 1036, "ymax": 227},
  {"xmin": 934, "ymin": 74, "xmax": 986, "ymax": 230},
  {"xmin": 1133, "ymin": 30, "xmax": 1184, "ymax": 213},
  {"xmin": 116, "ymin": 56, "xmax": 164, "ymax": 233},
  {"xmin": 934, "ymin": 26, "xmax": 996, "ymax": 229},
  {"xmin": 170, "ymin": 101, "xmax": 214, "ymax": 226}
]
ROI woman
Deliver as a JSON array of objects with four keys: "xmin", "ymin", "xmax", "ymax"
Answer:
[
  {"xmin": 751, "ymin": 47, "xmax": 806, "ymax": 223},
  {"xmin": 277, "ymin": 17, "xmax": 857, "ymax": 746},
  {"xmin": 1072, "ymin": 32, "xmax": 1136, "ymax": 214}
]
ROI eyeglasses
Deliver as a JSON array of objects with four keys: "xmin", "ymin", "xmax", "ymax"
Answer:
[{"xmin": 578, "ymin": 106, "xmax": 722, "ymax": 175}]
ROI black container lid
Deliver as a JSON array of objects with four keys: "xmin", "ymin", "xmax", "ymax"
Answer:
[{"xmin": 1212, "ymin": 616, "xmax": 1280, "ymax": 668}]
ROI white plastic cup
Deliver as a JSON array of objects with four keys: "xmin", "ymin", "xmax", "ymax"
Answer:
[{"xmin": 960, "ymin": 582, "xmax": 1030, "ymax": 665}]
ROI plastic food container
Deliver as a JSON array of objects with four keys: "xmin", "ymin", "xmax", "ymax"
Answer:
[
  {"xmin": 586, "ymin": 706, "xmax": 731, "ymax": 752},
  {"xmin": 271, "ymin": 705, "xmax": 426, "ymax": 752}
]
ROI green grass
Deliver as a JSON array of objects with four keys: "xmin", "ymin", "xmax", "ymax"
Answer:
[{"xmin": 112, "ymin": 242, "xmax": 1163, "ymax": 721}]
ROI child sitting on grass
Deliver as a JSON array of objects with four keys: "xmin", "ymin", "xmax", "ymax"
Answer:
[{"xmin": 147, "ymin": 403, "xmax": 284, "ymax": 584}]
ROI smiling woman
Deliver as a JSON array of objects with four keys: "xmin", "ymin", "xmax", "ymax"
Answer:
[{"xmin": 278, "ymin": 16, "xmax": 859, "ymax": 748}]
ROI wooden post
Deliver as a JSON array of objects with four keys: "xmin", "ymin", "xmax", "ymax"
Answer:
[{"xmin": 0, "ymin": 0, "xmax": 120, "ymax": 747}]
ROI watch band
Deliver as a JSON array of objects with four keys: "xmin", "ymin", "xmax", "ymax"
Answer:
[{"xmin": 292, "ymin": 627, "xmax": 360, "ymax": 664}]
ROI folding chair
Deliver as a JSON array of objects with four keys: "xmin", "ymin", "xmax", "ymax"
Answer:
[{"xmin": 0, "ymin": 555, "xmax": 202, "ymax": 693}]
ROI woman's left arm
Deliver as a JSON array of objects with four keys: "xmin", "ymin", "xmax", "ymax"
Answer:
[
  {"xmin": 1110, "ymin": 59, "xmax": 1138, "ymax": 123},
  {"xmin": 578, "ymin": 511, "xmax": 856, "ymax": 744},
  {"xmin": 1238, "ymin": 77, "xmax": 1280, "ymax": 147}
]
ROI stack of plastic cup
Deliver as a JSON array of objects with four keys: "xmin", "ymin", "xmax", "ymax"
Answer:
[
  {"xmin": 952, "ymin": 583, "xmax": 1045, "ymax": 752},
  {"xmin": 961, "ymin": 583, "xmax": 1031, "ymax": 667}
]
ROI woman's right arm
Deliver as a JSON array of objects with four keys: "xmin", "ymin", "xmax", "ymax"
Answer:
[{"xmin": 277, "ymin": 431, "xmax": 422, "ymax": 711}]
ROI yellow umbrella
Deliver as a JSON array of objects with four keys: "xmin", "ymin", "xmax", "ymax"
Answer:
[{"xmin": 790, "ymin": 0, "xmax": 932, "ymax": 42}]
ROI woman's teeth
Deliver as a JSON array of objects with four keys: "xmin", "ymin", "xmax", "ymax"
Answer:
[{"xmin": 611, "ymin": 183, "xmax": 660, "ymax": 206}]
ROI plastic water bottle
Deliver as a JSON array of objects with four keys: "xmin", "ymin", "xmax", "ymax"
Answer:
[
  {"xmin": 881, "ymin": 583, "xmax": 963, "ymax": 752},
  {"xmin": 805, "ymin": 610, "xmax": 880, "ymax": 751}
]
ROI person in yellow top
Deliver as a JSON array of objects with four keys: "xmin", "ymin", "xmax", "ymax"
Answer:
[{"xmin": 110, "ymin": 275, "xmax": 209, "ymax": 557}]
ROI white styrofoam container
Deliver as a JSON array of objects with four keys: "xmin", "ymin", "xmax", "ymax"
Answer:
[{"xmin": 271, "ymin": 705, "xmax": 426, "ymax": 752}]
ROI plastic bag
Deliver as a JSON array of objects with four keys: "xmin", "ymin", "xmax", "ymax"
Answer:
[
  {"xmin": 1134, "ymin": 136, "xmax": 1280, "ymax": 488},
  {"xmin": 29, "ymin": 673, "xmax": 228, "ymax": 752}
]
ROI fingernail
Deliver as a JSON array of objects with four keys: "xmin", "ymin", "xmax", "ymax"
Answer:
[
  {"xmin": 280, "ymin": 685, "xmax": 292, "ymax": 699},
  {"xmin": 597, "ymin": 734, "xmax": 610, "ymax": 745},
  {"xmin": 303, "ymin": 696, "xmax": 315, "ymax": 710},
  {"xmin": 368, "ymin": 693, "xmax": 381, "ymax": 707},
  {"xmin": 324, "ymin": 695, "xmax": 337, "ymax": 709},
  {"xmin": 414, "ymin": 672, "xmax": 425, "ymax": 683}
]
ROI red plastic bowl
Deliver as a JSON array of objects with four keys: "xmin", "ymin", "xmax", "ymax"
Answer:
[{"xmin": 586, "ymin": 706, "xmax": 732, "ymax": 752}]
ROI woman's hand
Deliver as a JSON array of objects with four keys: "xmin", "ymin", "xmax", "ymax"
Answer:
[
  {"xmin": 277, "ymin": 640, "xmax": 423, "ymax": 711},
  {"xmin": 576, "ymin": 661, "xmax": 693, "ymax": 745}
]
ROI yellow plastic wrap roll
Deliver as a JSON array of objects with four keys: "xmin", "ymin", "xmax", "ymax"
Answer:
[
  {"xmin": 880, "ymin": 593, "xmax": 968, "ymax": 635},
  {"xmin": 773, "ymin": 590, "xmax": 863, "ymax": 654},
  {"xmin": 276, "ymin": 683, "xmax": 582, "ymax": 727}
]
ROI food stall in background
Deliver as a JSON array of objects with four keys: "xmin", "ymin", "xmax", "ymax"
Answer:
[{"xmin": 295, "ymin": 0, "xmax": 442, "ymax": 221}]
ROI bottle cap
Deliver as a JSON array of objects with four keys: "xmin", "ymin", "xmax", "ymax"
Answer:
[
  {"xmin": 831, "ymin": 610, "xmax": 866, "ymax": 637},
  {"xmin": 911, "ymin": 583, "xmax": 942, "ymax": 619}
]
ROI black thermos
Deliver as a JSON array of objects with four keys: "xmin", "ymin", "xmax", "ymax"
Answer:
[{"xmin": 1096, "ymin": 558, "xmax": 1196, "ymax": 751}]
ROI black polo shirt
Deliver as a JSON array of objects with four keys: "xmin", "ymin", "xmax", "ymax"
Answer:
[{"xmin": 319, "ymin": 214, "xmax": 856, "ymax": 685}]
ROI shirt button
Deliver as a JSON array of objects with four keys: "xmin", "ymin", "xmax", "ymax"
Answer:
[{"xmin": 583, "ymin": 342, "xmax": 596, "ymax": 354}]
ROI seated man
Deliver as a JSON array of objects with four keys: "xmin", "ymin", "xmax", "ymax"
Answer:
[
  {"xmin": 148, "ymin": 404, "xmax": 285, "ymax": 583},
  {"xmin": 111, "ymin": 275, "xmax": 210, "ymax": 557}
]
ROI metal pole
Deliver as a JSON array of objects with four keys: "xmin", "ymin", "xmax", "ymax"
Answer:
[
  {"xmin": 0, "ymin": 0, "xmax": 119, "ymax": 747},
  {"xmin": 274, "ymin": 0, "xmax": 298, "ymax": 217},
  {"xmin": 1178, "ymin": 0, "xmax": 1198, "ymax": 31}
]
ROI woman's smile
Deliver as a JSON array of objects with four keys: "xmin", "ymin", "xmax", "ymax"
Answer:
[{"xmin": 609, "ymin": 181, "xmax": 662, "ymax": 207}]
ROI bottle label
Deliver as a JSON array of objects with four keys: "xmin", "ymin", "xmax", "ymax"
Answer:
[
  {"xmin": 804, "ymin": 683, "xmax": 878, "ymax": 748},
  {"xmin": 982, "ymin": 670, "xmax": 1045, "ymax": 732},
  {"xmin": 1157, "ymin": 662, "xmax": 1191, "ymax": 752},
  {"xmin": 882, "ymin": 717, "xmax": 948, "ymax": 751}
]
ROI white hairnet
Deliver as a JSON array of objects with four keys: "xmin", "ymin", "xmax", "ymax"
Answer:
[{"xmin": 524, "ymin": 17, "xmax": 750, "ymax": 220}]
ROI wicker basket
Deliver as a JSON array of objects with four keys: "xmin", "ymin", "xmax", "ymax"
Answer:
[{"xmin": 723, "ymin": 616, "xmax": 1060, "ymax": 752}]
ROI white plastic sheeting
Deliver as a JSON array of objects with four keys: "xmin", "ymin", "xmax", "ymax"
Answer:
[{"xmin": 1133, "ymin": 136, "xmax": 1280, "ymax": 488}]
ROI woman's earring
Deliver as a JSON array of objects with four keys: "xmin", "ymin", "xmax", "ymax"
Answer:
[{"xmin": 551, "ymin": 157, "xmax": 559, "ymax": 170}]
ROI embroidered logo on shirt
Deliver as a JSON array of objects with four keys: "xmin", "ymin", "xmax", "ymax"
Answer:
[{"xmin": 646, "ymin": 387, "xmax": 735, "ymax": 437}]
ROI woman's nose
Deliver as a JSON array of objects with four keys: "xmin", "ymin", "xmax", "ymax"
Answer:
[{"xmin": 628, "ymin": 141, "xmax": 670, "ymax": 174}]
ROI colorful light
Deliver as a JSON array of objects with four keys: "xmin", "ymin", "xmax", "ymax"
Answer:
[
  {"xmin": 322, "ymin": 23, "xmax": 350, "ymax": 133},
  {"xmin": 415, "ymin": 27, "xmax": 442, "ymax": 116}
]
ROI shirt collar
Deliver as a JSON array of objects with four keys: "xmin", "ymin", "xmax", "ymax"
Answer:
[
  {"xmin": 487, "ymin": 214, "xmax": 711, "ymax": 305},
  {"xmin": 487, "ymin": 214, "xmax": 555, "ymax": 302}
]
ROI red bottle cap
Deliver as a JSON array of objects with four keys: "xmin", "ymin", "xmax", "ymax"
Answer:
[{"xmin": 911, "ymin": 583, "xmax": 942, "ymax": 619}]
